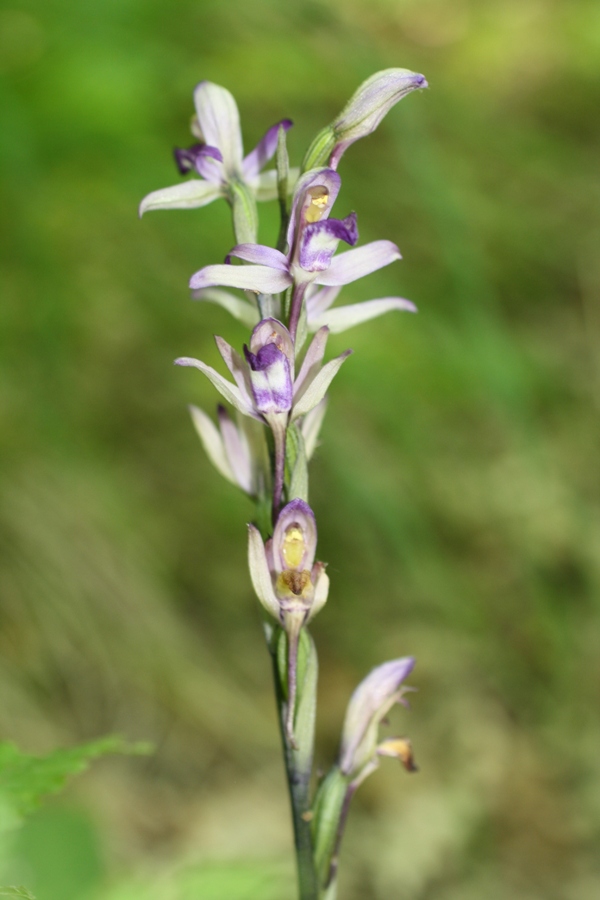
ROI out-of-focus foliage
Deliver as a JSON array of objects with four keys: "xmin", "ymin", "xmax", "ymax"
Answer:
[
  {"xmin": 0, "ymin": 738, "xmax": 149, "ymax": 829},
  {"xmin": 1, "ymin": 0, "xmax": 599, "ymax": 897}
]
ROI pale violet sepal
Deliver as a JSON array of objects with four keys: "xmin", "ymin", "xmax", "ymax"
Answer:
[
  {"xmin": 292, "ymin": 350, "xmax": 352, "ymax": 421},
  {"xmin": 189, "ymin": 405, "xmax": 238, "ymax": 487},
  {"xmin": 314, "ymin": 240, "xmax": 401, "ymax": 287},
  {"xmin": 190, "ymin": 263, "xmax": 292, "ymax": 294},
  {"xmin": 300, "ymin": 398, "xmax": 328, "ymax": 461},
  {"xmin": 189, "ymin": 404, "xmax": 264, "ymax": 495},
  {"xmin": 247, "ymin": 524, "xmax": 281, "ymax": 619},
  {"xmin": 310, "ymin": 296, "xmax": 417, "ymax": 334},
  {"xmin": 175, "ymin": 355, "xmax": 258, "ymax": 419}
]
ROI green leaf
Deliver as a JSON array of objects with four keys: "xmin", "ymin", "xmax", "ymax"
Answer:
[
  {"xmin": 312, "ymin": 766, "xmax": 349, "ymax": 889},
  {"xmin": 0, "ymin": 737, "xmax": 151, "ymax": 831},
  {"xmin": 230, "ymin": 179, "xmax": 258, "ymax": 244},
  {"xmin": 285, "ymin": 423, "xmax": 309, "ymax": 503}
]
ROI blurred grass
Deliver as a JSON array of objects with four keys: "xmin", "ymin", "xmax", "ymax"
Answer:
[{"xmin": 1, "ymin": 0, "xmax": 600, "ymax": 897}]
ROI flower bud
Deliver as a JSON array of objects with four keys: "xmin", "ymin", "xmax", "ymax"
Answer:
[
  {"xmin": 339, "ymin": 657, "xmax": 415, "ymax": 784},
  {"xmin": 302, "ymin": 69, "xmax": 427, "ymax": 171}
]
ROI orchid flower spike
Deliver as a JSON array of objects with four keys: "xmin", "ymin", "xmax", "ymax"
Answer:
[
  {"xmin": 175, "ymin": 318, "xmax": 351, "ymax": 437},
  {"xmin": 139, "ymin": 81, "xmax": 297, "ymax": 242},
  {"xmin": 248, "ymin": 499, "xmax": 329, "ymax": 744},
  {"xmin": 303, "ymin": 68, "xmax": 428, "ymax": 171},
  {"xmin": 339, "ymin": 658, "xmax": 417, "ymax": 787}
]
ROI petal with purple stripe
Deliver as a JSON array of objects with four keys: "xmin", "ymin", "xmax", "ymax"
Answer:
[
  {"xmin": 173, "ymin": 143, "xmax": 223, "ymax": 175},
  {"xmin": 242, "ymin": 119, "xmax": 293, "ymax": 179},
  {"xmin": 226, "ymin": 244, "xmax": 290, "ymax": 271}
]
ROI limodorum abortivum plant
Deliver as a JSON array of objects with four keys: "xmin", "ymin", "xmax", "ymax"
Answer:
[{"xmin": 140, "ymin": 69, "xmax": 427, "ymax": 900}]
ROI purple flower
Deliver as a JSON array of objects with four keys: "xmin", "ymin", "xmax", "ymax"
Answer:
[
  {"xmin": 248, "ymin": 499, "xmax": 329, "ymax": 626},
  {"xmin": 188, "ymin": 168, "xmax": 401, "ymax": 296},
  {"xmin": 339, "ymin": 658, "xmax": 416, "ymax": 785},
  {"xmin": 248, "ymin": 498, "xmax": 329, "ymax": 743},
  {"xmin": 139, "ymin": 81, "xmax": 295, "ymax": 220},
  {"xmin": 175, "ymin": 318, "xmax": 351, "ymax": 432}
]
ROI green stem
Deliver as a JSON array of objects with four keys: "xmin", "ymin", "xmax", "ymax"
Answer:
[{"xmin": 271, "ymin": 634, "xmax": 319, "ymax": 899}]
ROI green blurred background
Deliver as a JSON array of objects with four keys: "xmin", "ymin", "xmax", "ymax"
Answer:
[{"xmin": 1, "ymin": 0, "xmax": 599, "ymax": 897}]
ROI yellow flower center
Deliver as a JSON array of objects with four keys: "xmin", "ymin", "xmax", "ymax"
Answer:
[
  {"xmin": 304, "ymin": 186, "xmax": 329, "ymax": 224},
  {"xmin": 282, "ymin": 525, "xmax": 305, "ymax": 568}
]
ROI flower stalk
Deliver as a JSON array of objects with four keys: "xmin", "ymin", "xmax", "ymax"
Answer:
[{"xmin": 141, "ymin": 69, "xmax": 427, "ymax": 900}]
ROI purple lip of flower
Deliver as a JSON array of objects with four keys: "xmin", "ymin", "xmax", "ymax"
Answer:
[
  {"xmin": 243, "ymin": 339, "xmax": 294, "ymax": 416},
  {"xmin": 173, "ymin": 143, "xmax": 223, "ymax": 175},
  {"xmin": 298, "ymin": 212, "xmax": 358, "ymax": 273},
  {"xmin": 244, "ymin": 340, "xmax": 284, "ymax": 373}
]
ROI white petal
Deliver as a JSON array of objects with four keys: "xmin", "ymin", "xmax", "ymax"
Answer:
[
  {"xmin": 293, "ymin": 327, "xmax": 329, "ymax": 396},
  {"xmin": 311, "ymin": 297, "xmax": 417, "ymax": 334},
  {"xmin": 291, "ymin": 350, "xmax": 352, "ymax": 421},
  {"xmin": 188, "ymin": 405, "xmax": 236, "ymax": 486},
  {"xmin": 194, "ymin": 81, "xmax": 243, "ymax": 176},
  {"xmin": 300, "ymin": 397, "xmax": 328, "ymax": 461},
  {"xmin": 248, "ymin": 525, "xmax": 280, "ymax": 619},
  {"xmin": 190, "ymin": 263, "xmax": 292, "ymax": 294},
  {"xmin": 315, "ymin": 240, "xmax": 401, "ymax": 287},
  {"xmin": 175, "ymin": 357, "xmax": 254, "ymax": 418},
  {"xmin": 307, "ymin": 565, "xmax": 329, "ymax": 622},
  {"xmin": 139, "ymin": 180, "xmax": 222, "ymax": 216},
  {"xmin": 214, "ymin": 336, "xmax": 256, "ymax": 411},
  {"xmin": 305, "ymin": 285, "xmax": 342, "ymax": 321}
]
